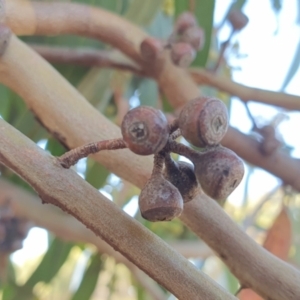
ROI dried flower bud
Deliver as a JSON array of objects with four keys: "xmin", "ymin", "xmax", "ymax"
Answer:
[
  {"xmin": 139, "ymin": 174, "xmax": 184, "ymax": 222},
  {"xmin": 121, "ymin": 106, "xmax": 169, "ymax": 155},
  {"xmin": 179, "ymin": 97, "xmax": 229, "ymax": 147},
  {"xmin": 228, "ymin": 9, "xmax": 249, "ymax": 31},
  {"xmin": 175, "ymin": 12, "xmax": 198, "ymax": 34},
  {"xmin": 181, "ymin": 26, "xmax": 205, "ymax": 51},
  {"xmin": 192, "ymin": 146, "xmax": 244, "ymax": 203},
  {"xmin": 171, "ymin": 43, "xmax": 196, "ymax": 68},
  {"xmin": 163, "ymin": 158, "xmax": 201, "ymax": 203}
]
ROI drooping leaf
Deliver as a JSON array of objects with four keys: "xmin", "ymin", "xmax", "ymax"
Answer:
[
  {"xmin": 147, "ymin": 8, "xmax": 174, "ymax": 39},
  {"xmin": 85, "ymin": 159, "xmax": 110, "ymax": 189},
  {"xmin": 238, "ymin": 288, "xmax": 262, "ymax": 300},
  {"xmin": 281, "ymin": 39, "xmax": 300, "ymax": 91},
  {"xmin": 23, "ymin": 238, "xmax": 74, "ymax": 290},
  {"xmin": 238, "ymin": 208, "xmax": 292, "ymax": 300},
  {"xmin": 263, "ymin": 207, "xmax": 292, "ymax": 259},
  {"xmin": 270, "ymin": 0, "xmax": 282, "ymax": 13},
  {"xmin": 232, "ymin": 0, "xmax": 248, "ymax": 10},
  {"xmin": 125, "ymin": 0, "xmax": 164, "ymax": 26},
  {"xmin": 12, "ymin": 109, "xmax": 47, "ymax": 143},
  {"xmin": 297, "ymin": 0, "xmax": 300, "ymax": 25},
  {"xmin": 193, "ymin": 1, "xmax": 215, "ymax": 67},
  {"xmin": 70, "ymin": 253, "xmax": 103, "ymax": 300},
  {"xmin": 2, "ymin": 284, "xmax": 18, "ymax": 300},
  {"xmin": 46, "ymin": 137, "xmax": 67, "ymax": 157},
  {"xmin": 0, "ymin": 85, "xmax": 11, "ymax": 120},
  {"xmin": 223, "ymin": 266, "xmax": 239, "ymax": 294},
  {"xmin": 77, "ymin": 68, "xmax": 114, "ymax": 109},
  {"xmin": 287, "ymin": 205, "xmax": 300, "ymax": 266},
  {"xmin": 138, "ymin": 79, "xmax": 159, "ymax": 107}
]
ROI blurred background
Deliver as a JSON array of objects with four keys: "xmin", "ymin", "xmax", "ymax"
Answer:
[{"xmin": 1, "ymin": 0, "xmax": 300, "ymax": 299}]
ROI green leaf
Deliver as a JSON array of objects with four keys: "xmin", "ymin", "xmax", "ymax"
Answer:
[
  {"xmin": 0, "ymin": 85, "xmax": 11, "ymax": 120},
  {"xmin": 85, "ymin": 159, "xmax": 110, "ymax": 189},
  {"xmin": 73, "ymin": 0, "xmax": 129, "ymax": 15},
  {"xmin": 193, "ymin": 1, "xmax": 215, "ymax": 67},
  {"xmin": 232, "ymin": 0, "xmax": 247, "ymax": 10},
  {"xmin": 6, "ymin": 259, "xmax": 16, "ymax": 285},
  {"xmin": 223, "ymin": 266, "xmax": 239, "ymax": 294},
  {"xmin": 288, "ymin": 205, "xmax": 300, "ymax": 266},
  {"xmin": 46, "ymin": 137, "xmax": 67, "ymax": 157},
  {"xmin": 174, "ymin": 0, "xmax": 216, "ymax": 67},
  {"xmin": 125, "ymin": 0, "xmax": 164, "ymax": 26},
  {"xmin": 174, "ymin": 0, "xmax": 188, "ymax": 17},
  {"xmin": 23, "ymin": 238, "xmax": 73, "ymax": 289},
  {"xmin": 161, "ymin": 94, "xmax": 174, "ymax": 113},
  {"xmin": 281, "ymin": 39, "xmax": 300, "ymax": 91},
  {"xmin": 12, "ymin": 109, "xmax": 47, "ymax": 143},
  {"xmin": 77, "ymin": 68, "xmax": 113, "ymax": 109},
  {"xmin": 146, "ymin": 9, "xmax": 174, "ymax": 39},
  {"xmin": 297, "ymin": 0, "xmax": 300, "ymax": 25},
  {"xmin": 2, "ymin": 284, "xmax": 17, "ymax": 300},
  {"xmin": 270, "ymin": 0, "xmax": 282, "ymax": 13},
  {"xmin": 138, "ymin": 79, "xmax": 159, "ymax": 107},
  {"xmin": 71, "ymin": 253, "xmax": 103, "ymax": 300}
]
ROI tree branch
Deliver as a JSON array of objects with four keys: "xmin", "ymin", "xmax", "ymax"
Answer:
[
  {"xmin": 30, "ymin": 45, "xmax": 142, "ymax": 74},
  {"xmin": 0, "ymin": 179, "xmax": 212, "ymax": 260},
  {"xmin": 0, "ymin": 185, "xmax": 167, "ymax": 300},
  {"xmin": 2, "ymin": 6, "xmax": 300, "ymax": 299},
  {"xmin": 29, "ymin": 44, "xmax": 300, "ymax": 113},
  {"xmin": 222, "ymin": 127, "xmax": 300, "ymax": 190},
  {"xmin": 4, "ymin": 0, "xmax": 147, "ymax": 63},
  {"xmin": 0, "ymin": 118, "xmax": 234, "ymax": 300},
  {"xmin": 180, "ymin": 193, "xmax": 300, "ymax": 300},
  {"xmin": 190, "ymin": 68, "xmax": 300, "ymax": 111}
]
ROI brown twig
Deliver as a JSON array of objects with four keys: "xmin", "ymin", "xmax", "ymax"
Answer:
[
  {"xmin": 31, "ymin": 45, "xmax": 142, "ymax": 73},
  {"xmin": 190, "ymin": 68, "xmax": 300, "ymax": 110},
  {"xmin": 168, "ymin": 119, "xmax": 179, "ymax": 135},
  {"xmin": 5, "ymin": 0, "xmax": 147, "ymax": 64},
  {"xmin": 58, "ymin": 138, "xmax": 126, "ymax": 168}
]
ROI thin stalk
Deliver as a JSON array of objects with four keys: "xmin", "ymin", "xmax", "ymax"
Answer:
[{"xmin": 58, "ymin": 138, "xmax": 126, "ymax": 168}]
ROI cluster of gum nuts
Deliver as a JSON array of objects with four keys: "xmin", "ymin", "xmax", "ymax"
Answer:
[{"xmin": 59, "ymin": 96, "xmax": 244, "ymax": 222}]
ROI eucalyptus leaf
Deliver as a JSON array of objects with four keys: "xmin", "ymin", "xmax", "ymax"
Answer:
[
  {"xmin": 288, "ymin": 206, "xmax": 300, "ymax": 266},
  {"xmin": 71, "ymin": 253, "xmax": 103, "ymax": 300},
  {"xmin": 297, "ymin": 0, "xmax": 300, "ymax": 25},
  {"xmin": 138, "ymin": 79, "xmax": 159, "ymax": 107},
  {"xmin": 77, "ymin": 68, "xmax": 113, "ymax": 110},
  {"xmin": 0, "ymin": 85, "xmax": 11, "ymax": 120},
  {"xmin": 85, "ymin": 159, "xmax": 110, "ymax": 189},
  {"xmin": 23, "ymin": 238, "xmax": 74, "ymax": 289},
  {"xmin": 125, "ymin": 0, "xmax": 164, "ymax": 26},
  {"xmin": 46, "ymin": 137, "xmax": 67, "ymax": 157},
  {"xmin": 232, "ymin": 0, "xmax": 248, "ymax": 10},
  {"xmin": 281, "ymin": 39, "xmax": 300, "ymax": 91}
]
